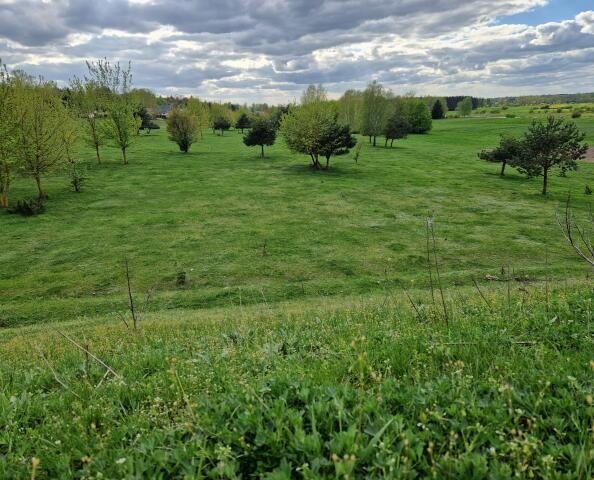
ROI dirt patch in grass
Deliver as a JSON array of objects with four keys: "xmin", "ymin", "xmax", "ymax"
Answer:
[{"xmin": 583, "ymin": 147, "xmax": 594, "ymax": 163}]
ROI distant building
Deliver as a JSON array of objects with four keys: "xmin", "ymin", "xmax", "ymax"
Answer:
[{"xmin": 156, "ymin": 104, "xmax": 173, "ymax": 118}]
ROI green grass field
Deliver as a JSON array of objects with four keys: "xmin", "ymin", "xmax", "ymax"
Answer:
[
  {"xmin": 1, "ymin": 115, "xmax": 593, "ymax": 478},
  {"xmin": 1, "ymin": 117, "xmax": 594, "ymax": 327}
]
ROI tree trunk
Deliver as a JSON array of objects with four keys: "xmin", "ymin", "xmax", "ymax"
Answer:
[
  {"xmin": 260, "ymin": 144, "xmax": 264, "ymax": 158},
  {"xmin": 368, "ymin": 136, "xmax": 372, "ymax": 144},
  {"xmin": 95, "ymin": 145, "xmax": 101, "ymax": 164},
  {"xmin": 373, "ymin": 136, "xmax": 376, "ymax": 147},
  {"xmin": 325, "ymin": 156, "xmax": 330, "ymax": 169},
  {"xmin": 122, "ymin": 148, "xmax": 128, "ymax": 165},
  {"xmin": 384, "ymin": 138, "xmax": 388, "ymax": 147},
  {"xmin": 35, "ymin": 175, "xmax": 46, "ymax": 200},
  {"xmin": 0, "ymin": 192, "xmax": 7, "ymax": 208},
  {"xmin": 500, "ymin": 161, "xmax": 506, "ymax": 176},
  {"xmin": 542, "ymin": 168, "xmax": 548, "ymax": 195},
  {"xmin": 391, "ymin": 139, "xmax": 394, "ymax": 148}
]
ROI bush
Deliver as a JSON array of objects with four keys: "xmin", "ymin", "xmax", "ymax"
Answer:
[
  {"xmin": 586, "ymin": 185, "xmax": 593, "ymax": 195},
  {"xmin": 8, "ymin": 197, "xmax": 46, "ymax": 216},
  {"xmin": 166, "ymin": 108, "xmax": 199, "ymax": 153},
  {"xmin": 505, "ymin": 113, "xmax": 516, "ymax": 118},
  {"xmin": 490, "ymin": 109, "xmax": 500, "ymax": 114},
  {"xmin": 572, "ymin": 110, "xmax": 582, "ymax": 119}
]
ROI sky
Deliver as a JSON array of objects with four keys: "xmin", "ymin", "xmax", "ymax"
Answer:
[{"xmin": 0, "ymin": 0, "xmax": 593, "ymax": 103}]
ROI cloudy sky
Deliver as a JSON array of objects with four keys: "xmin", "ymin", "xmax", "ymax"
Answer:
[{"xmin": 1, "ymin": 0, "xmax": 594, "ymax": 103}]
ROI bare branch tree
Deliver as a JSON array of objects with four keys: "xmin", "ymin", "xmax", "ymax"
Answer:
[{"xmin": 557, "ymin": 195, "xmax": 594, "ymax": 268}]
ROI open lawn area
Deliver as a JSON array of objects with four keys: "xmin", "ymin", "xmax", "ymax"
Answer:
[{"xmin": 2, "ymin": 117, "xmax": 594, "ymax": 328}]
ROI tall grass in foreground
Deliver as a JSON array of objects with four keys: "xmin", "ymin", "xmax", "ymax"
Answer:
[{"xmin": 1, "ymin": 285, "xmax": 592, "ymax": 478}]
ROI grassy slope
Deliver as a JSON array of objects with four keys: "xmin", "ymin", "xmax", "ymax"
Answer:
[
  {"xmin": 0, "ymin": 287, "xmax": 592, "ymax": 478},
  {"xmin": 1, "ymin": 117, "xmax": 594, "ymax": 327}
]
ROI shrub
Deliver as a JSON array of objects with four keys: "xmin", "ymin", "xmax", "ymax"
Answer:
[
  {"xmin": 166, "ymin": 108, "xmax": 199, "ymax": 153},
  {"xmin": 490, "ymin": 109, "xmax": 501, "ymax": 114},
  {"xmin": 8, "ymin": 197, "xmax": 46, "ymax": 216},
  {"xmin": 505, "ymin": 113, "xmax": 516, "ymax": 118},
  {"xmin": 572, "ymin": 110, "xmax": 582, "ymax": 119},
  {"xmin": 586, "ymin": 185, "xmax": 593, "ymax": 195}
]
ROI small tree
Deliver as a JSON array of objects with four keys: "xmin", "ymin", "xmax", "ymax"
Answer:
[
  {"xmin": 59, "ymin": 114, "xmax": 84, "ymax": 192},
  {"xmin": 186, "ymin": 98, "xmax": 210, "ymax": 138},
  {"xmin": 431, "ymin": 99, "xmax": 445, "ymax": 120},
  {"xmin": 384, "ymin": 114, "xmax": 410, "ymax": 147},
  {"xmin": 301, "ymin": 84, "xmax": 327, "ymax": 104},
  {"xmin": 515, "ymin": 116, "xmax": 587, "ymax": 195},
  {"xmin": 280, "ymin": 102, "xmax": 356, "ymax": 170},
  {"xmin": 243, "ymin": 118, "xmax": 276, "ymax": 157},
  {"xmin": 212, "ymin": 116, "xmax": 231, "ymax": 136},
  {"xmin": 456, "ymin": 97, "xmax": 473, "ymax": 117},
  {"xmin": 235, "ymin": 112, "xmax": 251, "ymax": 133},
  {"xmin": 166, "ymin": 108, "xmax": 199, "ymax": 153},
  {"xmin": 478, "ymin": 135, "xmax": 523, "ymax": 176},
  {"xmin": 69, "ymin": 77, "xmax": 106, "ymax": 164},
  {"xmin": 361, "ymin": 81, "xmax": 389, "ymax": 146},
  {"xmin": 13, "ymin": 81, "xmax": 71, "ymax": 199},
  {"xmin": 408, "ymin": 101, "xmax": 432, "ymax": 133},
  {"xmin": 0, "ymin": 61, "xmax": 16, "ymax": 207},
  {"xmin": 137, "ymin": 106, "xmax": 159, "ymax": 134},
  {"xmin": 558, "ymin": 196, "xmax": 594, "ymax": 268},
  {"xmin": 319, "ymin": 123, "xmax": 357, "ymax": 169},
  {"xmin": 85, "ymin": 59, "xmax": 140, "ymax": 165}
]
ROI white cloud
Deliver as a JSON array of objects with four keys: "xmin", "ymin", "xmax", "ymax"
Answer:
[{"xmin": 0, "ymin": 1, "xmax": 592, "ymax": 102}]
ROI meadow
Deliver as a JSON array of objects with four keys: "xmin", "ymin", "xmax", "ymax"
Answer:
[
  {"xmin": 1, "ymin": 116, "xmax": 594, "ymax": 327},
  {"xmin": 1, "ymin": 114, "xmax": 593, "ymax": 478}
]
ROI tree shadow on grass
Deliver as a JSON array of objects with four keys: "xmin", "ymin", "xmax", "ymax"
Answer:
[
  {"xmin": 483, "ymin": 171, "xmax": 530, "ymax": 183},
  {"xmin": 280, "ymin": 161, "xmax": 364, "ymax": 178}
]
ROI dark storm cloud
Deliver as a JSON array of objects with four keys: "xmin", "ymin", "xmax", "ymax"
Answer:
[{"xmin": 0, "ymin": 0, "xmax": 593, "ymax": 101}]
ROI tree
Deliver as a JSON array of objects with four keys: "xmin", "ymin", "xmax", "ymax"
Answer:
[
  {"xmin": 210, "ymin": 103, "xmax": 232, "ymax": 135},
  {"xmin": 85, "ymin": 59, "xmax": 140, "ymax": 165},
  {"xmin": 407, "ymin": 101, "xmax": 432, "ymax": 133},
  {"xmin": 515, "ymin": 116, "xmax": 587, "ymax": 195},
  {"xmin": 137, "ymin": 106, "xmax": 159, "ymax": 134},
  {"xmin": 59, "ymin": 114, "xmax": 84, "ymax": 192},
  {"xmin": 456, "ymin": 97, "xmax": 473, "ymax": 117},
  {"xmin": 235, "ymin": 112, "xmax": 251, "ymax": 133},
  {"xmin": 431, "ymin": 99, "xmax": 445, "ymax": 120},
  {"xmin": 478, "ymin": 135, "xmax": 523, "ymax": 176},
  {"xmin": 384, "ymin": 114, "xmax": 410, "ymax": 147},
  {"xmin": 301, "ymin": 84, "xmax": 327, "ymax": 104},
  {"xmin": 0, "ymin": 61, "xmax": 17, "ymax": 207},
  {"xmin": 337, "ymin": 89, "xmax": 362, "ymax": 132},
  {"xmin": 186, "ymin": 97, "xmax": 210, "ymax": 138},
  {"xmin": 166, "ymin": 108, "xmax": 199, "ymax": 153},
  {"xmin": 280, "ymin": 101, "xmax": 356, "ymax": 169},
  {"xmin": 319, "ymin": 123, "xmax": 357, "ymax": 168},
  {"xmin": 69, "ymin": 78, "xmax": 106, "ymax": 164},
  {"xmin": 243, "ymin": 118, "xmax": 276, "ymax": 158},
  {"xmin": 213, "ymin": 116, "xmax": 231, "ymax": 136},
  {"xmin": 13, "ymin": 80, "xmax": 71, "ymax": 199},
  {"xmin": 361, "ymin": 81, "xmax": 389, "ymax": 146}
]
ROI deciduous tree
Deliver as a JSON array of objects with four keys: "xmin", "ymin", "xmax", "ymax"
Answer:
[
  {"xmin": 456, "ymin": 97, "xmax": 473, "ymax": 117},
  {"xmin": 361, "ymin": 81, "xmax": 388, "ymax": 146},
  {"xmin": 166, "ymin": 108, "xmax": 199, "ymax": 153},
  {"xmin": 85, "ymin": 59, "xmax": 140, "ymax": 165},
  {"xmin": 13, "ymin": 80, "xmax": 71, "ymax": 199},
  {"xmin": 0, "ymin": 61, "xmax": 16, "ymax": 207}
]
